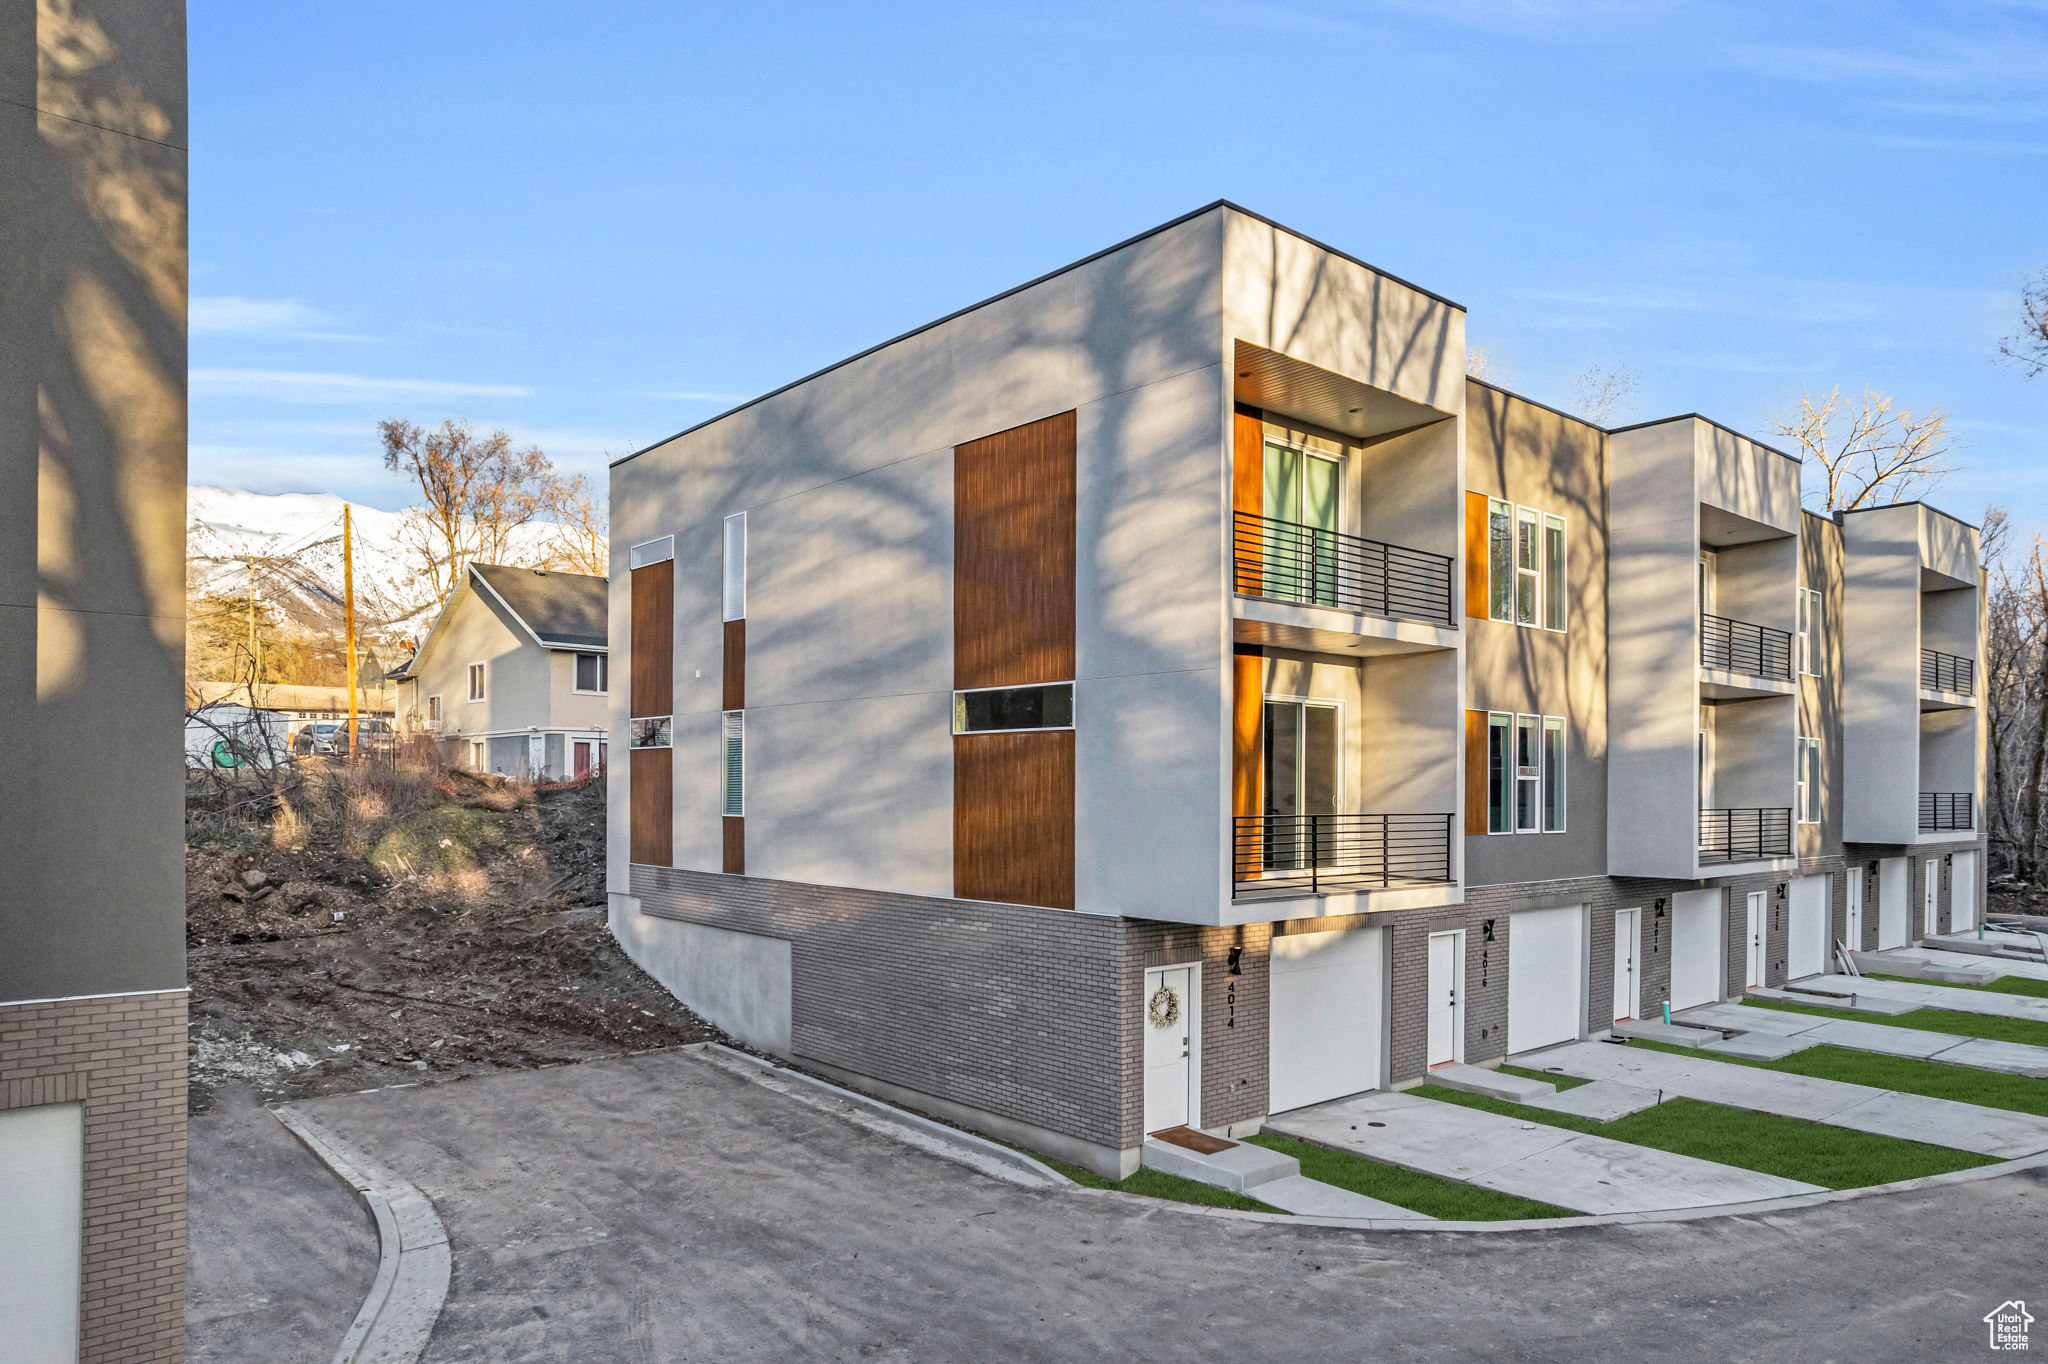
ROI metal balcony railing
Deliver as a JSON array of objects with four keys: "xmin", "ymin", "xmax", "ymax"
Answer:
[
  {"xmin": 1698, "ymin": 807, "xmax": 1792, "ymax": 863},
  {"xmin": 1700, "ymin": 613, "xmax": 1793, "ymax": 680},
  {"xmin": 1233, "ymin": 512, "xmax": 1455, "ymax": 627},
  {"xmin": 1233, "ymin": 813, "xmax": 1454, "ymax": 897},
  {"xmin": 1919, "ymin": 648, "xmax": 1976, "ymax": 696},
  {"xmin": 1919, "ymin": 792, "xmax": 1974, "ymax": 831}
]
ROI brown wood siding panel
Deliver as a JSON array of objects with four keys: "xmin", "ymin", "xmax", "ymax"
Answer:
[
  {"xmin": 630, "ymin": 747, "xmax": 673, "ymax": 866},
  {"xmin": 723, "ymin": 618, "xmax": 746, "ymax": 711},
  {"xmin": 954, "ymin": 730, "xmax": 1074, "ymax": 909},
  {"xmin": 954, "ymin": 410, "xmax": 1077, "ymax": 691},
  {"xmin": 1232, "ymin": 407, "xmax": 1264, "ymax": 590},
  {"xmin": 1464, "ymin": 490, "xmax": 1488, "ymax": 621},
  {"xmin": 630, "ymin": 562, "xmax": 673, "ymax": 718},
  {"xmin": 1233, "ymin": 650, "xmax": 1265, "ymax": 881},
  {"xmin": 1464, "ymin": 708, "xmax": 1487, "ymax": 836},
  {"xmin": 722, "ymin": 816, "xmax": 745, "ymax": 875}
]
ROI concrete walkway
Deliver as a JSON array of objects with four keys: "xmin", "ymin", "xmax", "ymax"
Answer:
[
  {"xmin": 1263, "ymin": 1090, "xmax": 1821, "ymax": 1215},
  {"xmin": 1679, "ymin": 1002, "xmax": 2048, "ymax": 1077},
  {"xmin": 1906, "ymin": 945, "xmax": 2048, "ymax": 983},
  {"xmin": 1522, "ymin": 1040, "xmax": 2048, "ymax": 1159},
  {"xmin": 1795, "ymin": 972, "xmax": 2048, "ymax": 1022}
]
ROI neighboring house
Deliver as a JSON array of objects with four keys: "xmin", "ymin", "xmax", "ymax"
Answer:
[
  {"xmin": 389, "ymin": 563, "xmax": 611, "ymax": 780},
  {"xmin": 2, "ymin": 2, "xmax": 190, "ymax": 1356},
  {"xmin": 606, "ymin": 202, "xmax": 1988, "ymax": 1178}
]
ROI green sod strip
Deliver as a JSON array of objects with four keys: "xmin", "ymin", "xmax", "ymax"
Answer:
[
  {"xmin": 1244, "ymin": 1133, "xmax": 1578, "ymax": 1220},
  {"xmin": 1416, "ymin": 1084, "xmax": 1990, "ymax": 1189},
  {"xmin": 1498, "ymin": 1063, "xmax": 1590, "ymax": 1091},
  {"xmin": 1865, "ymin": 971, "xmax": 2048, "ymax": 1001},
  {"xmin": 995, "ymin": 1143, "xmax": 1287, "ymax": 1214},
  {"xmin": 1627, "ymin": 1038, "xmax": 2048, "ymax": 1118},
  {"xmin": 1744, "ymin": 996, "xmax": 2048, "ymax": 1049}
]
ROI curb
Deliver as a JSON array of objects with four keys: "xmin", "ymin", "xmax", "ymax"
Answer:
[
  {"xmin": 273, "ymin": 1104, "xmax": 450, "ymax": 1363},
  {"xmin": 698, "ymin": 1044, "xmax": 1073, "ymax": 1189}
]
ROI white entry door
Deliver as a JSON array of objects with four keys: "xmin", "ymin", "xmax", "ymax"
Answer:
[
  {"xmin": 1268, "ymin": 929, "xmax": 1384, "ymax": 1113},
  {"xmin": 1845, "ymin": 872, "xmax": 1865, "ymax": 953},
  {"xmin": 1923, "ymin": 858, "xmax": 1941, "ymax": 937},
  {"xmin": 528, "ymin": 732, "xmax": 547, "ymax": 778},
  {"xmin": 1744, "ymin": 892, "xmax": 1767, "ymax": 987},
  {"xmin": 1142, "ymin": 965, "xmax": 1196, "ymax": 1133},
  {"xmin": 1508, "ymin": 906, "xmax": 1586, "ymax": 1054},
  {"xmin": 1787, "ymin": 874, "xmax": 1830, "ymax": 981},
  {"xmin": 0, "ymin": 1104, "xmax": 83, "ymax": 1363},
  {"xmin": 1612, "ymin": 908, "xmax": 1642, "ymax": 1023},
  {"xmin": 1426, "ymin": 931, "xmax": 1464, "ymax": 1067},
  {"xmin": 1670, "ymin": 889, "xmax": 1725, "ymax": 1010},
  {"xmin": 1953, "ymin": 852, "xmax": 1978, "ymax": 932},
  {"xmin": 1878, "ymin": 857, "xmax": 1909, "ymax": 949}
]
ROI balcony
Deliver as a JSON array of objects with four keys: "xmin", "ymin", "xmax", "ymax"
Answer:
[
  {"xmin": 1233, "ymin": 512, "xmax": 1455, "ymax": 628},
  {"xmin": 1920, "ymin": 648, "xmax": 1976, "ymax": 697},
  {"xmin": 1698, "ymin": 807, "xmax": 1791, "ymax": 864},
  {"xmin": 1919, "ymin": 792, "xmax": 1974, "ymax": 832},
  {"xmin": 1232, "ymin": 813, "xmax": 1454, "ymax": 899},
  {"xmin": 1700, "ymin": 613, "xmax": 1792, "ymax": 681}
]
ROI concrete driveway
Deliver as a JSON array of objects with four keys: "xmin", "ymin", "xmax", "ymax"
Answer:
[{"xmin": 193, "ymin": 1049, "xmax": 2048, "ymax": 1362}]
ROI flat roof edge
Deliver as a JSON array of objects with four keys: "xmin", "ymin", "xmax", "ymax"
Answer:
[
  {"xmin": 1464, "ymin": 375, "xmax": 1607, "ymax": 431},
  {"xmin": 1604, "ymin": 412, "xmax": 1799, "ymax": 463},
  {"xmin": 1839, "ymin": 499, "xmax": 1982, "ymax": 533}
]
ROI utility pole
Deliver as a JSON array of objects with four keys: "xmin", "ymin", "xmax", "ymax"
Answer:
[
  {"xmin": 343, "ymin": 504, "xmax": 359, "ymax": 761},
  {"xmin": 245, "ymin": 555, "xmax": 258, "ymax": 693}
]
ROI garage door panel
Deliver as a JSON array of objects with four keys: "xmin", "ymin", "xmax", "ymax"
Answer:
[
  {"xmin": 1269, "ymin": 927, "xmax": 1383, "ymax": 1113},
  {"xmin": 0, "ymin": 1103, "xmax": 83, "ymax": 1362},
  {"xmin": 1670, "ymin": 889, "xmax": 1723, "ymax": 1011},
  {"xmin": 1787, "ymin": 874, "xmax": 1829, "ymax": 980},
  {"xmin": 1507, "ymin": 906, "xmax": 1586, "ymax": 1055}
]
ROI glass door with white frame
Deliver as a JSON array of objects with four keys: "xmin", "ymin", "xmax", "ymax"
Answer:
[{"xmin": 1262, "ymin": 442, "xmax": 1340, "ymax": 607}]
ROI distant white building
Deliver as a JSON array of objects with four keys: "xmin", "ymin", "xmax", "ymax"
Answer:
[{"xmin": 183, "ymin": 703, "xmax": 290, "ymax": 769}]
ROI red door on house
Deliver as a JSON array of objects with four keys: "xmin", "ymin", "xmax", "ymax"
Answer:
[{"xmin": 574, "ymin": 740, "xmax": 593, "ymax": 779}]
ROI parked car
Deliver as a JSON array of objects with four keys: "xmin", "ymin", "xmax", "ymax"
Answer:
[{"xmin": 291, "ymin": 718, "xmax": 395, "ymax": 756}]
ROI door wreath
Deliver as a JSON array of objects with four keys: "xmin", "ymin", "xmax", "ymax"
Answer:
[{"xmin": 1147, "ymin": 982, "xmax": 1181, "ymax": 1030}]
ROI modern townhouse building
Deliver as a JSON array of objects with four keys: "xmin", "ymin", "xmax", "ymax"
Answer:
[{"xmin": 606, "ymin": 202, "xmax": 1987, "ymax": 1177}]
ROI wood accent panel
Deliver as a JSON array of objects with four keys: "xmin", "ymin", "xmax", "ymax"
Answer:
[
  {"xmin": 954, "ymin": 410, "xmax": 1076, "ymax": 690},
  {"xmin": 722, "ymin": 816, "xmax": 745, "ymax": 875},
  {"xmin": 630, "ymin": 747, "xmax": 673, "ymax": 866},
  {"xmin": 1233, "ymin": 407, "xmax": 1264, "ymax": 589},
  {"xmin": 630, "ymin": 561, "xmax": 674, "ymax": 717},
  {"xmin": 1233, "ymin": 649, "xmax": 1265, "ymax": 881},
  {"xmin": 954, "ymin": 730, "xmax": 1074, "ymax": 909},
  {"xmin": 1464, "ymin": 708, "xmax": 1487, "ymax": 836},
  {"xmin": 1464, "ymin": 491, "xmax": 1488, "ymax": 621},
  {"xmin": 723, "ymin": 618, "xmax": 746, "ymax": 711}
]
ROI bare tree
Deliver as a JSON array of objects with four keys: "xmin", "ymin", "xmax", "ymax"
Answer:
[
  {"xmin": 1569, "ymin": 363, "xmax": 1640, "ymax": 426},
  {"xmin": 379, "ymin": 419, "xmax": 578, "ymax": 611},
  {"xmin": 1774, "ymin": 386, "xmax": 1953, "ymax": 512},
  {"xmin": 1465, "ymin": 345, "xmax": 1516, "ymax": 386},
  {"xmin": 2002, "ymin": 269, "xmax": 2048, "ymax": 378},
  {"xmin": 541, "ymin": 473, "xmax": 609, "ymax": 577}
]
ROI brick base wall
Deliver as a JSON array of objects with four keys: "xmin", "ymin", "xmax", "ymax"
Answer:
[{"xmin": 0, "ymin": 989, "xmax": 187, "ymax": 1364}]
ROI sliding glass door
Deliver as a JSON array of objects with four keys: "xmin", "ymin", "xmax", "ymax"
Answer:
[{"xmin": 1264, "ymin": 698, "xmax": 1338, "ymax": 870}]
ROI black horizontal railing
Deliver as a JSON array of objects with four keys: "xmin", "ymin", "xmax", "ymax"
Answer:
[
  {"xmin": 1700, "ymin": 613, "xmax": 1793, "ymax": 680},
  {"xmin": 1920, "ymin": 648, "xmax": 1976, "ymax": 696},
  {"xmin": 1919, "ymin": 792, "xmax": 1974, "ymax": 831},
  {"xmin": 1233, "ymin": 813, "xmax": 1454, "ymax": 897},
  {"xmin": 1233, "ymin": 512, "xmax": 1455, "ymax": 627},
  {"xmin": 1698, "ymin": 807, "xmax": 1792, "ymax": 863}
]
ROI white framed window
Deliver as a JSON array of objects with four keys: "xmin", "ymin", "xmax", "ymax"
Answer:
[
  {"xmin": 1515, "ymin": 508, "xmax": 1541, "ymax": 626},
  {"xmin": 1486, "ymin": 711, "xmax": 1513, "ymax": 834},
  {"xmin": 721, "ymin": 711, "xmax": 745, "ymax": 816},
  {"xmin": 1514, "ymin": 714, "xmax": 1541, "ymax": 831},
  {"xmin": 630, "ymin": 716, "xmax": 671, "ymax": 749},
  {"xmin": 954, "ymin": 682, "xmax": 1075, "ymax": 733},
  {"xmin": 1488, "ymin": 500, "xmax": 1513, "ymax": 622},
  {"xmin": 628, "ymin": 535, "xmax": 675, "ymax": 569},
  {"xmin": 466, "ymin": 662, "xmax": 485, "ymax": 702},
  {"xmin": 574, "ymin": 652, "xmax": 608, "ymax": 694},
  {"xmin": 722, "ymin": 512, "xmax": 746, "ymax": 622},
  {"xmin": 1543, "ymin": 515, "xmax": 1566, "ymax": 632},
  {"xmin": 1797, "ymin": 588, "xmax": 1822, "ymax": 675},
  {"xmin": 1797, "ymin": 734, "xmax": 1821, "ymax": 824},
  {"xmin": 427, "ymin": 695, "xmax": 442, "ymax": 726},
  {"xmin": 468, "ymin": 740, "xmax": 486, "ymax": 769},
  {"xmin": 1541, "ymin": 716, "xmax": 1567, "ymax": 832}
]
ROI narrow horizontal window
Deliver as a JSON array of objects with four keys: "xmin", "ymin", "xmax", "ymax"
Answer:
[
  {"xmin": 629, "ymin": 536, "xmax": 675, "ymax": 569},
  {"xmin": 630, "ymin": 716, "xmax": 672, "ymax": 749},
  {"xmin": 953, "ymin": 682, "xmax": 1074, "ymax": 733}
]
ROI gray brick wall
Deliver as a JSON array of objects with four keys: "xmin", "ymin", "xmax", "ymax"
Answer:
[{"xmin": 0, "ymin": 990, "xmax": 187, "ymax": 1364}]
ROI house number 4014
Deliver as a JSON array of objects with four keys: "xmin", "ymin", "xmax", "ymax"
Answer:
[{"xmin": 1225, "ymin": 978, "xmax": 1237, "ymax": 1029}]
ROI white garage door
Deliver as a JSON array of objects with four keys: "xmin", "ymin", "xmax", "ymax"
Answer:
[
  {"xmin": 1670, "ymin": 889, "xmax": 1725, "ymax": 1010},
  {"xmin": 0, "ymin": 1103, "xmax": 82, "ymax": 1362},
  {"xmin": 1877, "ymin": 857, "xmax": 1910, "ymax": 949},
  {"xmin": 1507, "ymin": 905, "xmax": 1586, "ymax": 1055},
  {"xmin": 1953, "ymin": 852, "xmax": 1979, "ymax": 931},
  {"xmin": 1268, "ymin": 926, "xmax": 1384, "ymax": 1113},
  {"xmin": 1788, "ymin": 874, "xmax": 1831, "ymax": 981}
]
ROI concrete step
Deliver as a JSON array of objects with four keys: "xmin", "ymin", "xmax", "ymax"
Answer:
[
  {"xmin": 1250, "ymin": 1173, "xmax": 1435, "ymax": 1220},
  {"xmin": 1749, "ymin": 986, "xmax": 1920, "ymax": 1016},
  {"xmin": 1141, "ymin": 1130, "xmax": 1297, "ymax": 1193},
  {"xmin": 1611, "ymin": 1019, "xmax": 1723, "ymax": 1048},
  {"xmin": 1700, "ymin": 1031, "xmax": 1817, "ymax": 1061},
  {"xmin": 1426, "ymin": 1063, "xmax": 1556, "ymax": 1102},
  {"xmin": 1853, "ymin": 951, "xmax": 1998, "ymax": 985},
  {"xmin": 1522, "ymin": 1079, "xmax": 1662, "ymax": 1122}
]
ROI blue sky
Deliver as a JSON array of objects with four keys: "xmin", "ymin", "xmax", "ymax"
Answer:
[{"xmin": 190, "ymin": 0, "xmax": 2046, "ymax": 532}]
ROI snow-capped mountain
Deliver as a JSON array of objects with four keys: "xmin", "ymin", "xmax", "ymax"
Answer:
[{"xmin": 186, "ymin": 486, "xmax": 561, "ymax": 643}]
